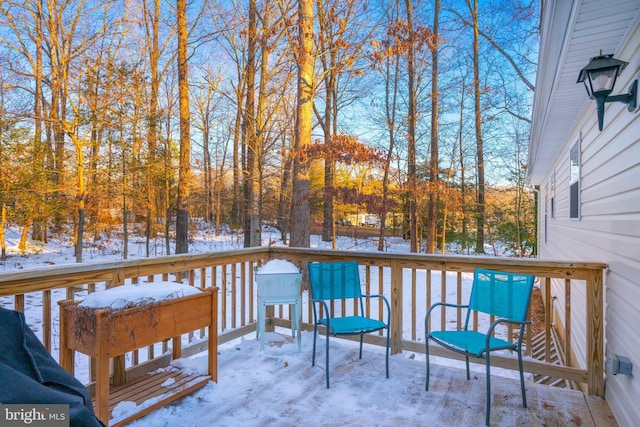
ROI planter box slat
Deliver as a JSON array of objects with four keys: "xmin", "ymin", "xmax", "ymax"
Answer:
[{"xmin": 107, "ymin": 370, "xmax": 211, "ymax": 427}]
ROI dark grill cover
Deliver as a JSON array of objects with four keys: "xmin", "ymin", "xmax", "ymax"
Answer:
[{"xmin": 0, "ymin": 307, "xmax": 104, "ymax": 427}]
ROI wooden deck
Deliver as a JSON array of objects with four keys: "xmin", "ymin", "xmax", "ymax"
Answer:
[
  {"xmin": 130, "ymin": 334, "xmax": 617, "ymax": 427},
  {"xmin": 0, "ymin": 248, "xmax": 613, "ymax": 425}
]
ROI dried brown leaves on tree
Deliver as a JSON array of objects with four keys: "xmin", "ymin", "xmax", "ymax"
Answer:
[
  {"xmin": 303, "ymin": 133, "xmax": 396, "ymax": 219},
  {"xmin": 303, "ymin": 134, "xmax": 387, "ymax": 166},
  {"xmin": 369, "ymin": 19, "xmax": 434, "ymax": 68}
]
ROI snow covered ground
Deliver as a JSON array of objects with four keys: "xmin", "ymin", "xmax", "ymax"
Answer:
[
  {"xmin": 0, "ymin": 222, "xmax": 512, "ymax": 272},
  {"xmin": 0, "ymin": 223, "xmax": 358, "ymax": 271}
]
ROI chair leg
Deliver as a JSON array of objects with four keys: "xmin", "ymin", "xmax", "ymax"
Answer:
[
  {"xmin": 385, "ymin": 327, "xmax": 390, "ymax": 379},
  {"xmin": 485, "ymin": 353, "xmax": 491, "ymax": 426},
  {"xmin": 359, "ymin": 334, "xmax": 364, "ymax": 359},
  {"xmin": 294, "ymin": 301, "xmax": 301, "ymax": 352},
  {"xmin": 425, "ymin": 338, "xmax": 430, "ymax": 391},
  {"xmin": 312, "ymin": 324, "xmax": 318, "ymax": 367},
  {"xmin": 465, "ymin": 354, "xmax": 470, "ymax": 380},
  {"xmin": 325, "ymin": 331, "xmax": 330, "ymax": 388},
  {"xmin": 258, "ymin": 302, "xmax": 266, "ymax": 351},
  {"xmin": 518, "ymin": 348, "xmax": 527, "ymax": 408}
]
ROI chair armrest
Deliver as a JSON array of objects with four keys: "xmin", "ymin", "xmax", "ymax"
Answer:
[
  {"xmin": 362, "ymin": 294, "xmax": 391, "ymax": 324},
  {"xmin": 309, "ymin": 298, "xmax": 331, "ymax": 325},
  {"xmin": 425, "ymin": 302, "xmax": 469, "ymax": 333},
  {"xmin": 486, "ymin": 318, "xmax": 532, "ymax": 347}
]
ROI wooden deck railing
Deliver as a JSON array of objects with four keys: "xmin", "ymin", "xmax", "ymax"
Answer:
[{"xmin": 0, "ymin": 246, "xmax": 606, "ymax": 397}]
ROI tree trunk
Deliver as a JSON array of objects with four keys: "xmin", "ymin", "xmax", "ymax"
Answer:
[
  {"xmin": 48, "ymin": 0, "xmax": 65, "ymax": 230},
  {"xmin": 254, "ymin": 1, "xmax": 272, "ymax": 246},
  {"xmin": 378, "ymin": 9, "xmax": 401, "ymax": 252},
  {"xmin": 19, "ymin": 221, "xmax": 31, "ymax": 254},
  {"xmin": 1, "ymin": 203, "xmax": 6, "ymax": 260},
  {"xmin": 74, "ymin": 140, "xmax": 86, "ymax": 263},
  {"xmin": 243, "ymin": 0, "xmax": 260, "ymax": 247},
  {"xmin": 165, "ymin": 126, "xmax": 172, "ymax": 255},
  {"xmin": 278, "ymin": 133, "xmax": 293, "ymax": 244},
  {"xmin": 122, "ymin": 148, "xmax": 129, "ymax": 260},
  {"xmin": 175, "ymin": 0, "xmax": 191, "ymax": 254},
  {"xmin": 458, "ymin": 73, "xmax": 469, "ymax": 253},
  {"xmin": 232, "ymin": 83, "xmax": 243, "ymax": 230},
  {"xmin": 321, "ymin": 95, "xmax": 334, "ymax": 244},
  {"xmin": 426, "ymin": 0, "xmax": 440, "ymax": 254},
  {"xmin": 469, "ymin": 0, "xmax": 485, "ymax": 254},
  {"xmin": 162, "ymin": 97, "xmax": 173, "ymax": 255},
  {"xmin": 405, "ymin": 0, "xmax": 418, "ymax": 253},
  {"xmin": 203, "ymin": 116, "xmax": 213, "ymax": 222},
  {"xmin": 32, "ymin": 0, "xmax": 47, "ymax": 243},
  {"xmin": 145, "ymin": 0, "xmax": 161, "ymax": 256},
  {"xmin": 317, "ymin": 0, "xmax": 334, "ymax": 244},
  {"xmin": 290, "ymin": 0, "xmax": 314, "ymax": 249},
  {"xmin": 214, "ymin": 139, "xmax": 228, "ymax": 236}
]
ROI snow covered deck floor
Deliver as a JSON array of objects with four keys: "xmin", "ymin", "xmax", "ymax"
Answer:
[{"xmin": 127, "ymin": 331, "xmax": 617, "ymax": 427}]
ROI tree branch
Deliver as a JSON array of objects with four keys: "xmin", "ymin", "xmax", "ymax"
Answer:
[{"xmin": 450, "ymin": 9, "xmax": 534, "ymax": 92}]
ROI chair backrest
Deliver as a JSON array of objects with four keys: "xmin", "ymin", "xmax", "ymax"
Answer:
[
  {"xmin": 468, "ymin": 268, "xmax": 534, "ymax": 322},
  {"xmin": 308, "ymin": 261, "xmax": 362, "ymax": 301}
]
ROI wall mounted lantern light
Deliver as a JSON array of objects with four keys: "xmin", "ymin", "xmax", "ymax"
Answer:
[{"xmin": 576, "ymin": 52, "xmax": 638, "ymax": 131}]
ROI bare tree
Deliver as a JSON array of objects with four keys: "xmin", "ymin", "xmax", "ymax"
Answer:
[
  {"xmin": 142, "ymin": 0, "xmax": 165, "ymax": 255},
  {"xmin": 208, "ymin": 0, "xmax": 248, "ymax": 231},
  {"xmin": 175, "ymin": 0, "xmax": 191, "ymax": 254},
  {"xmin": 242, "ymin": 0, "xmax": 261, "ymax": 247},
  {"xmin": 192, "ymin": 69, "xmax": 222, "ymax": 227},
  {"xmin": 370, "ymin": 0, "xmax": 401, "ymax": 252},
  {"xmin": 404, "ymin": 0, "xmax": 418, "ymax": 253},
  {"xmin": 464, "ymin": 0, "xmax": 485, "ymax": 254},
  {"xmin": 315, "ymin": 0, "xmax": 373, "ymax": 246},
  {"xmin": 425, "ymin": 0, "xmax": 440, "ymax": 254},
  {"xmin": 290, "ymin": 0, "xmax": 314, "ymax": 248}
]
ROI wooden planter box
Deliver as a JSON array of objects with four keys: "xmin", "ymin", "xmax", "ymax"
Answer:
[{"xmin": 59, "ymin": 286, "xmax": 218, "ymax": 426}]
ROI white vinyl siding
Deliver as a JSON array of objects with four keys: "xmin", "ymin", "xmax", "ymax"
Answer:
[
  {"xmin": 539, "ymin": 69, "xmax": 640, "ymax": 427},
  {"xmin": 531, "ymin": 3, "xmax": 640, "ymax": 426},
  {"xmin": 538, "ymin": 19, "xmax": 640, "ymax": 425}
]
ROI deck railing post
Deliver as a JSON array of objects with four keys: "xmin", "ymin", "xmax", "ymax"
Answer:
[
  {"xmin": 210, "ymin": 287, "xmax": 219, "ymax": 382},
  {"xmin": 390, "ymin": 259, "xmax": 403, "ymax": 355},
  {"xmin": 110, "ymin": 267, "xmax": 126, "ymax": 386},
  {"xmin": 586, "ymin": 268, "xmax": 604, "ymax": 397},
  {"xmin": 109, "ymin": 267, "xmax": 125, "ymax": 288}
]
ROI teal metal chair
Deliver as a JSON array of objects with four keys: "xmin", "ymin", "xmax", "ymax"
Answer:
[
  {"xmin": 425, "ymin": 268, "xmax": 534, "ymax": 426},
  {"xmin": 308, "ymin": 261, "xmax": 391, "ymax": 388}
]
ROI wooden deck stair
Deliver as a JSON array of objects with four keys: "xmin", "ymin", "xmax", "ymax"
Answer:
[{"xmin": 530, "ymin": 329, "xmax": 579, "ymax": 389}]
